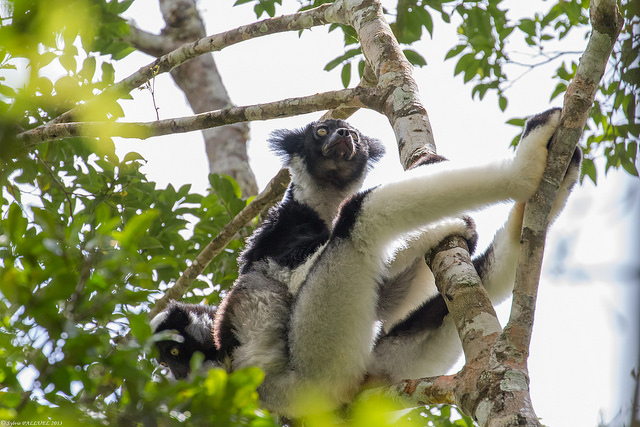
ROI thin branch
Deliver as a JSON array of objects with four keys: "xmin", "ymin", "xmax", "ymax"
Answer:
[
  {"xmin": 148, "ymin": 168, "xmax": 291, "ymax": 318},
  {"xmin": 427, "ymin": 236, "xmax": 502, "ymax": 365},
  {"xmin": 345, "ymin": 0, "xmax": 437, "ymax": 168},
  {"xmin": 17, "ymin": 87, "xmax": 379, "ymax": 145},
  {"xmin": 502, "ymin": 50, "xmax": 584, "ymax": 91},
  {"xmin": 502, "ymin": 0, "xmax": 624, "ymax": 359},
  {"xmin": 35, "ymin": 154, "xmax": 75, "ymax": 220}
]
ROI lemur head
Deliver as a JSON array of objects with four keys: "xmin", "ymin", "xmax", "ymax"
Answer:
[
  {"xmin": 150, "ymin": 301, "xmax": 218, "ymax": 379},
  {"xmin": 269, "ymin": 119, "xmax": 385, "ymax": 190}
]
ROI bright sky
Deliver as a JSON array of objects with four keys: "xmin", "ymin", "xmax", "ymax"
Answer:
[{"xmin": 110, "ymin": 1, "xmax": 639, "ymax": 425}]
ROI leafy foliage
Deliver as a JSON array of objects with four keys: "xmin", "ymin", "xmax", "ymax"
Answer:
[
  {"xmin": 0, "ymin": 132, "xmax": 267, "ymax": 423},
  {"xmin": 0, "ymin": 1, "xmax": 271, "ymax": 424}
]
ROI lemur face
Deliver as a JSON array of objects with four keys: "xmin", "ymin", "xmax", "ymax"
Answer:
[
  {"xmin": 269, "ymin": 119, "xmax": 385, "ymax": 190},
  {"xmin": 150, "ymin": 302, "xmax": 218, "ymax": 379},
  {"xmin": 313, "ymin": 121, "xmax": 360, "ymax": 161}
]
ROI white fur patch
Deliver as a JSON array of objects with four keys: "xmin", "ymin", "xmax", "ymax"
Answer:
[{"xmin": 149, "ymin": 311, "xmax": 169, "ymax": 333}]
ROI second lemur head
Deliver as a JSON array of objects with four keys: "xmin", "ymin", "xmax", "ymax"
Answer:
[
  {"xmin": 150, "ymin": 301, "xmax": 219, "ymax": 379},
  {"xmin": 269, "ymin": 119, "xmax": 385, "ymax": 191}
]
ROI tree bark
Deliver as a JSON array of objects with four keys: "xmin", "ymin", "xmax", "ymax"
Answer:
[{"xmin": 17, "ymin": 87, "xmax": 376, "ymax": 144}]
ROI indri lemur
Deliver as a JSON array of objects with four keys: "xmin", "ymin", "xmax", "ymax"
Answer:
[{"xmin": 151, "ymin": 109, "xmax": 581, "ymax": 417}]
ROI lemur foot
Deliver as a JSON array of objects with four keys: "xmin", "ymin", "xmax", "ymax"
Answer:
[
  {"xmin": 549, "ymin": 146, "xmax": 582, "ymax": 222},
  {"xmin": 511, "ymin": 108, "xmax": 562, "ymax": 200}
]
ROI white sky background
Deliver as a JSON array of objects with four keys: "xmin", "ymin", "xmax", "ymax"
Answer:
[{"xmin": 113, "ymin": 0, "xmax": 640, "ymax": 425}]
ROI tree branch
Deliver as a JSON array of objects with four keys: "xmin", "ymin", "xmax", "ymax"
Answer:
[
  {"xmin": 349, "ymin": 0, "xmax": 623, "ymax": 425},
  {"xmin": 17, "ymin": 87, "xmax": 378, "ymax": 145},
  {"xmin": 336, "ymin": 0, "xmax": 437, "ymax": 169},
  {"xmin": 158, "ymin": 0, "xmax": 258, "ymax": 197},
  {"xmin": 360, "ymin": 374, "xmax": 457, "ymax": 407},
  {"xmin": 148, "ymin": 168, "xmax": 291, "ymax": 318},
  {"xmin": 476, "ymin": 1, "xmax": 624, "ymax": 424},
  {"xmin": 502, "ymin": 0, "xmax": 624, "ymax": 361}
]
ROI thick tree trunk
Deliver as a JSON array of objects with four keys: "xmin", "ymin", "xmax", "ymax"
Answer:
[{"xmin": 159, "ymin": 0, "xmax": 257, "ymax": 197}]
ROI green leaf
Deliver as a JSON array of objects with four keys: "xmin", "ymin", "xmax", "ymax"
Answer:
[
  {"xmin": 550, "ymin": 83, "xmax": 567, "ymax": 101},
  {"xmin": 112, "ymin": 209, "xmax": 159, "ymax": 249},
  {"xmin": 59, "ymin": 54, "xmax": 77, "ymax": 73},
  {"xmin": 101, "ymin": 62, "xmax": 115, "ymax": 85},
  {"xmin": 498, "ymin": 95, "xmax": 508, "ymax": 111},
  {"xmin": 471, "ymin": 83, "xmax": 488, "ymax": 100},
  {"xmin": 445, "ymin": 44, "xmax": 466, "ymax": 60},
  {"xmin": 122, "ymin": 151, "xmax": 146, "ymax": 164},
  {"xmin": 37, "ymin": 51, "xmax": 58, "ymax": 68},
  {"xmin": 518, "ymin": 18, "xmax": 537, "ymax": 37},
  {"xmin": 78, "ymin": 56, "xmax": 97, "ymax": 82},
  {"xmin": 358, "ymin": 59, "xmax": 365, "ymax": 78},
  {"xmin": 341, "ymin": 62, "xmax": 351, "ymax": 88},
  {"xmin": 453, "ymin": 53, "xmax": 476, "ymax": 77},
  {"xmin": 0, "ymin": 84, "xmax": 15, "ymax": 98},
  {"xmin": 506, "ymin": 117, "xmax": 526, "ymax": 127},
  {"xmin": 324, "ymin": 48, "xmax": 361, "ymax": 72},
  {"xmin": 403, "ymin": 49, "xmax": 427, "ymax": 67},
  {"xmin": 582, "ymin": 157, "xmax": 597, "ymax": 184},
  {"xmin": 114, "ymin": 0, "xmax": 135, "ymax": 14},
  {"xmin": 6, "ymin": 203, "xmax": 27, "ymax": 241}
]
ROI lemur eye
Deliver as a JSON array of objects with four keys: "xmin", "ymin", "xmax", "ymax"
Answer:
[
  {"xmin": 348, "ymin": 130, "xmax": 359, "ymax": 141},
  {"xmin": 316, "ymin": 127, "xmax": 328, "ymax": 137},
  {"xmin": 170, "ymin": 347, "xmax": 180, "ymax": 357}
]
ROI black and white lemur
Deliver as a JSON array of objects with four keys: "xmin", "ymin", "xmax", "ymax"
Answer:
[{"xmin": 151, "ymin": 109, "xmax": 581, "ymax": 417}]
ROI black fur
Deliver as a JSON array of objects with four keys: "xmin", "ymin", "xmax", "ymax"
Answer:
[
  {"xmin": 239, "ymin": 188, "xmax": 330, "ymax": 273},
  {"xmin": 270, "ymin": 120, "xmax": 384, "ymax": 189},
  {"xmin": 331, "ymin": 188, "xmax": 374, "ymax": 240},
  {"xmin": 522, "ymin": 107, "xmax": 562, "ymax": 144},
  {"xmin": 384, "ymin": 294, "xmax": 450, "ymax": 337}
]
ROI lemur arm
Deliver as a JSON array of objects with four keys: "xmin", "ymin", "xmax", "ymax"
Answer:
[{"xmin": 368, "ymin": 146, "xmax": 581, "ymax": 384}]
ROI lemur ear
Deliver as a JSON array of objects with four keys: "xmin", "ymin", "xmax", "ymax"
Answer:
[
  {"xmin": 154, "ymin": 302, "xmax": 190, "ymax": 332},
  {"xmin": 365, "ymin": 135, "xmax": 385, "ymax": 165},
  {"xmin": 268, "ymin": 126, "xmax": 307, "ymax": 159}
]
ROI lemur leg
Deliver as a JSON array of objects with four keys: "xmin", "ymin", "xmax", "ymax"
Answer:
[
  {"xmin": 376, "ymin": 217, "xmax": 477, "ymax": 328},
  {"xmin": 476, "ymin": 145, "xmax": 581, "ymax": 304},
  {"xmin": 368, "ymin": 146, "xmax": 581, "ymax": 383},
  {"xmin": 288, "ymin": 109, "xmax": 557, "ymax": 405}
]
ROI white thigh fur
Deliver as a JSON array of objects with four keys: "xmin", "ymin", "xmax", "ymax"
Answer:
[{"xmin": 378, "ymin": 217, "xmax": 475, "ymax": 328}]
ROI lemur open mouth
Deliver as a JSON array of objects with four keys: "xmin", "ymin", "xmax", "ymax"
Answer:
[{"xmin": 322, "ymin": 133, "xmax": 356, "ymax": 160}]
